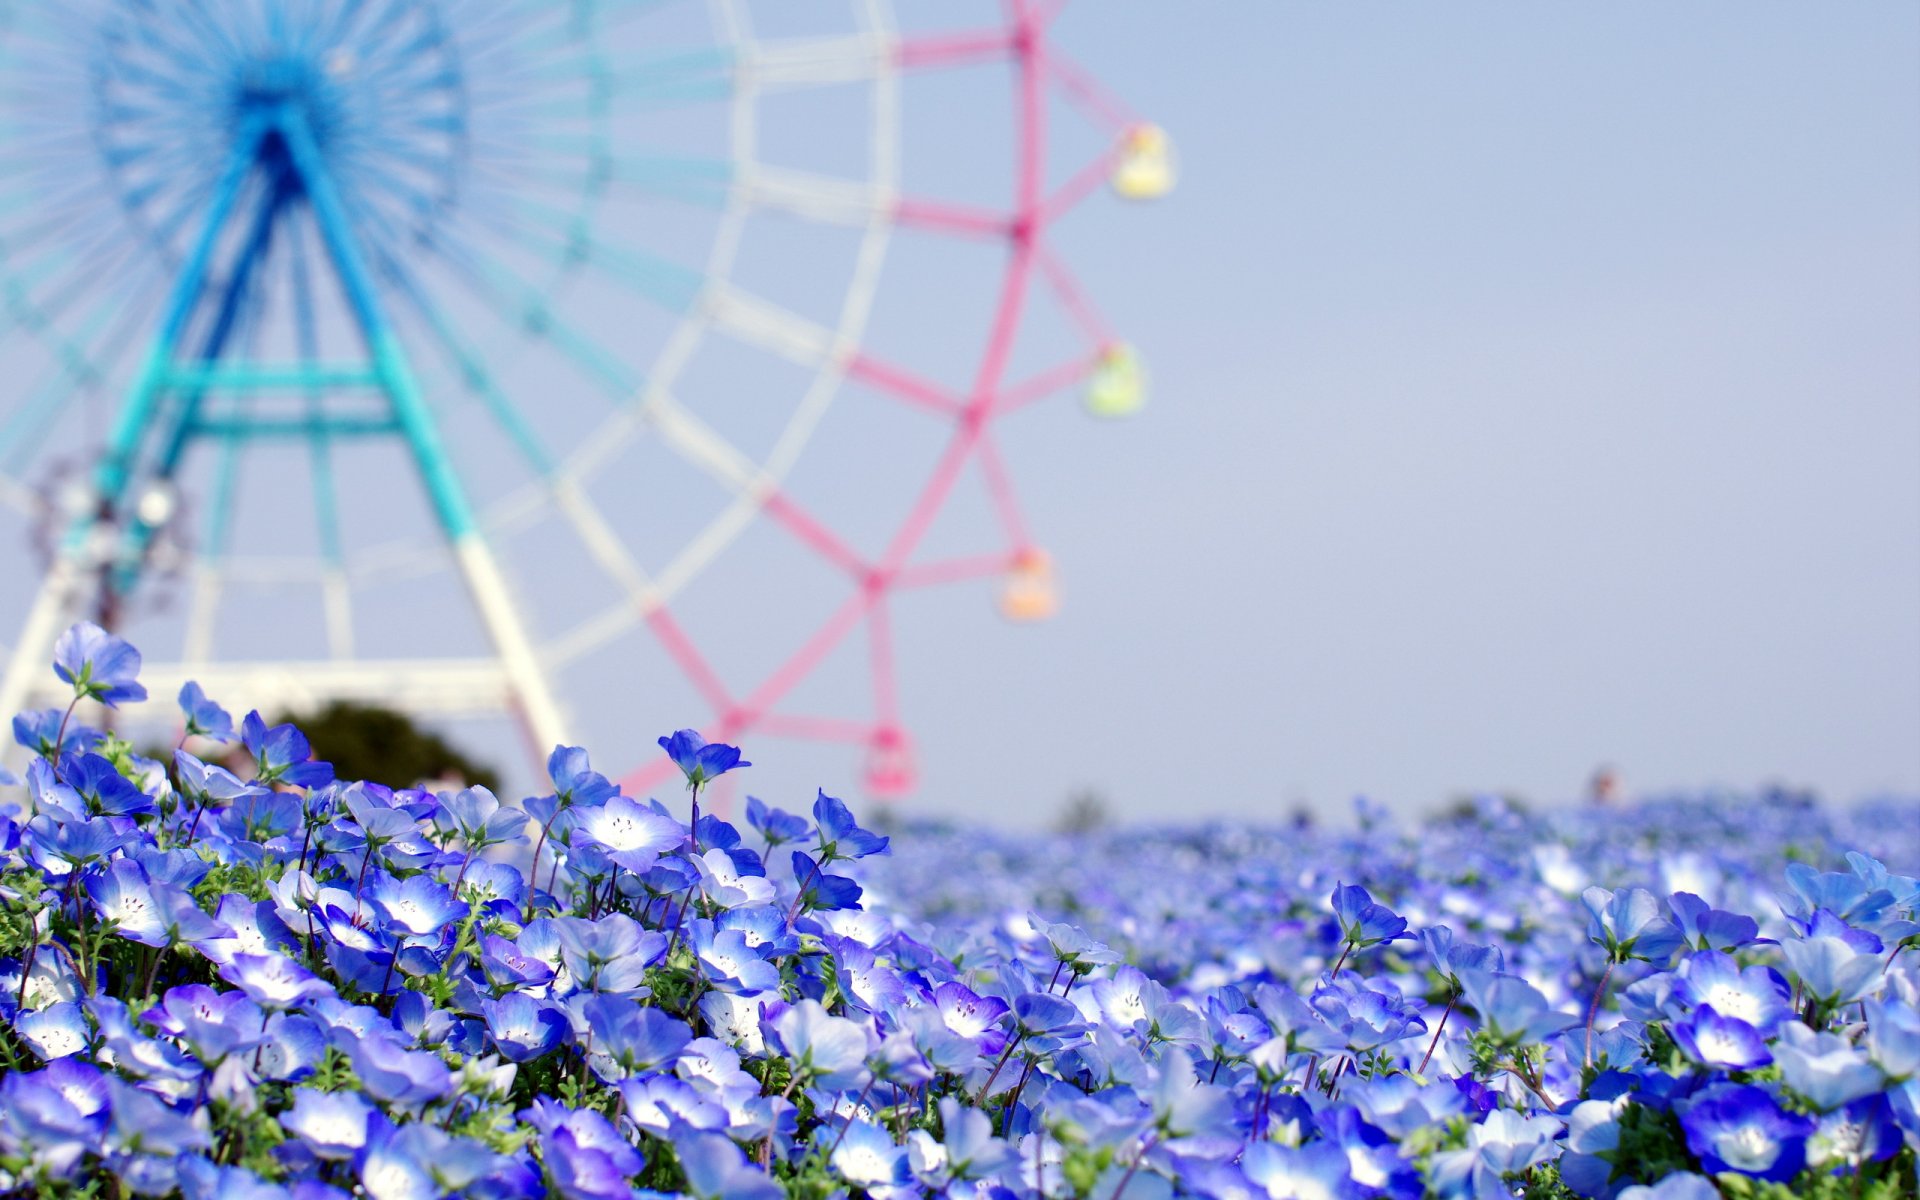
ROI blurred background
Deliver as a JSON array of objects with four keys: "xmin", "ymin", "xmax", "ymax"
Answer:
[{"xmin": 0, "ymin": 3, "xmax": 1915, "ymax": 824}]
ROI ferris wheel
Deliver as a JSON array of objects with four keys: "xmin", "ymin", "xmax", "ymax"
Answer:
[{"xmin": 0, "ymin": 0, "xmax": 1172, "ymax": 795}]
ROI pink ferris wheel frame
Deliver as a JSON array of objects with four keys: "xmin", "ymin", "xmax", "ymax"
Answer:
[{"xmin": 621, "ymin": 0, "xmax": 1163, "ymax": 801}]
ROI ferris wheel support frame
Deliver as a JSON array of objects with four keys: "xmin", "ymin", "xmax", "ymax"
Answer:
[{"xmin": 0, "ymin": 100, "xmax": 568, "ymax": 756}]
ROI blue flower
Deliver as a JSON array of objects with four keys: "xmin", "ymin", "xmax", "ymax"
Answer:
[
  {"xmin": 59, "ymin": 752, "xmax": 154, "ymax": 817},
  {"xmin": 542, "ymin": 1123, "xmax": 642, "ymax": 1200},
  {"xmin": 831, "ymin": 1119, "xmax": 910, "ymax": 1188},
  {"xmin": 571, "ymin": 995, "xmax": 690, "ymax": 1079},
  {"xmin": 240, "ymin": 711, "xmax": 334, "ymax": 789},
  {"xmin": 366, "ymin": 872, "xmax": 464, "ymax": 939},
  {"xmin": 1673, "ymin": 949, "xmax": 1793, "ymax": 1034},
  {"xmin": 1458, "ymin": 969, "xmax": 1579, "ymax": 1047},
  {"xmin": 1772, "ymin": 1024, "xmax": 1886, "ymax": 1111},
  {"xmin": 763, "ymin": 999, "xmax": 871, "ymax": 1090},
  {"xmin": 1780, "ymin": 934, "xmax": 1882, "ymax": 1007},
  {"xmin": 690, "ymin": 922, "xmax": 781, "ymax": 994},
  {"xmin": 1806, "ymin": 1092, "xmax": 1902, "ymax": 1170},
  {"xmin": 570, "ymin": 795, "xmax": 681, "ymax": 871},
  {"xmin": 657, "ymin": 728, "xmax": 749, "ymax": 788},
  {"xmin": 52, "ymin": 621, "xmax": 147, "ymax": 707},
  {"xmin": 1668, "ymin": 891, "xmax": 1763, "ymax": 952},
  {"xmin": 15, "ymin": 1000, "xmax": 91, "ymax": 1060},
  {"xmin": 12, "ymin": 708, "xmax": 102, "ymax": 759},
  {"xmin": 1669, "ymin": 1005, "xmax": 1771, "ymax": 1071},
  {"xmin": 812, "ymin": 790, "xmax": 888, "ymax": 860},
  {"xmin": 348, "ymin": 1035, "xmax": 452, "ymax": 1107},
  {"xmin": 433, "ymin": 785, "xmax": 528, "ymax": 851},
  {"xmin": 177, "ymin": 681, "xmax": 235, "ymax": 743},
  {"xmin": 1582, "ymin": 886, "xmax": 1684, "ymax": 964},
  {"xmin": 481, "ymin": 993, "xmax": 570, "ymax": 1063},
  {"xmin": 678, "ymin": 1132, "xmax": 783, "ymax": 1200},
  {"xmin": 790, "ymin": 849, "xmax": 862, "ymax": 913},
  {"xmin": 218, "ymin": 953, "xmax": 332, "ymax": 1011},
  {"xmin": 1240, "ymin": 1141, "xmax": 1359, "ymax": 1200},
  {"xmin": 745, "ymin": 795, "xmax": 809, "ymax": 847},
  {"xmin": 1329, "ymin": 882, "xmax": 1412, "ymax": 954},
  {"xmin": 1679, "ymin": 1084, "xmax": 1812, "ymax": 1182},
  {"xmin": 279, "ymin": 1089, "xmax": 373, "ymax": 1160}
]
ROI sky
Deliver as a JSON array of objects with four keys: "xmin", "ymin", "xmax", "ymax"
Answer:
[
  {"xmin": 0, "ymin": 2, "xmax": 1916, "ymax": 827},
  {"xmin": 875, "ymin": 3, "xmax": 1920, "ymax": 825}
]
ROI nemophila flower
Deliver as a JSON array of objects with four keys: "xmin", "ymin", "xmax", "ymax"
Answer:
[
  {"xmin": 691, "ymin": 846, "xmax": 774, "ymax": 909},
  {"xmin": 571, "ymin": 794, "xmax": 681, "ymax": 871},
  {"xmin": 15, "ymin": 1000, "xmax": 90, "ymax": 1060},
  {"xmin": 366, "ymin": 872, "xmax": 463, "ymax": 939},
  {"xmin": 145, "ymin": 985, "xmax": 267, "ymax": 1065},
  {"xmin": 541, "ymin": 1122, "xmax": 642, "ymax": 1200},
  {"xmin": 618, "ymin": 1074, "xmax": 727, "ymax": 1136},
  {"xmin": 13, "ymin": 707, "xmax": 103, "ymax": 759},
  {"xmin": 1615, "ymin": 1175, "xmax": 1722, "ymax": 1200},
  {"xmin": 690, "ymin": 922, "xmax": 781, "ymax": 994},
  {"xmin": 240, "ymin": 710, "xmax": 334, "ymax": 789},
  {"xmin": 279, "ymin": 1089, "xmax": 374, "ymax": 1161},
  {"xmin": 573, "ymin": 994, "xmax": 690, "ymax": 1078},
  {"xmin": 1679, "ymin": 1084, "xmax": 1812, "ymax": 1182},
  {"xmin": 176, "ymin": 681, "xmax": 235, "ymax": 743},
  {"xmin": 678, "ymin": 1131, "xmax": 783, "ymax": 1200},
  {"xmin": 764, "ymin": 999, "xmax": 871, "ymax": 1090},
  {"xmin": 790, "ymin": 849, "xmax": 861, "ymax": 913},
  {"xmin": 658, "ymin": 728, "xmax": 749, "ymax": 789},
  {"xmin": 1669, "ymin": 1005, "xmax": 1771, "ymax": 1071},
  {"xmin": 1772, "ymin": 1024, "xmax": 1886, "ymax": 1110},
  {"xmin": 88, "ymin": 859, "xmax": 233, "ymax": 949},
  {"xmin": 1780, "ymin": 934, "xmax": 1882, "ymax": 1007},
  {"xmin": 553, "ymin": 914, "xmax": 664, "ymax": 993},
  {"xmin": 1311, "ymin": 975, "xmax": 1426, "ymax": 1052},
  {"xmin": 831, "ymin": 1118, "xmax": 911, "ymax": 1188},
  {"xmin": 1863, "ymin": 996, "xmax": 1920, "ymax": 1077},
  {"xmin": 1582, "ymin": 886, "xmax": 1684, "ymax": 964},
  {"xmin": 1781, "ymin": 861, "xmax": 1897, "ymax": 930},
  {"xmin": 60, "ymin": 752, "xmax": 154, "ymax": 818},
  {"xmin": 1458, "ymin": 969, "xmax": 1579, "ymax": 1048},
  {"xmin": 1418, "ymin": 924, "xmax": 1505, "ymax": 985},
  {"xmin": 746, "ymin": 795, "xmax": 809, "ymax": 847},
  {"xmin": 433, "ymin": 785, "xmax": 528, "ymax": 852},
  {"xmin": 52, "ymin": 621, "xmax": 147, "ymax": 707},
  {"xmin": 906, "ymin": 1096, "xmax": 1014, "ymax": 1187},
  {"xmin": 1239, "ymin": 1141, "xmax": 1359, "ymax": 1200},
  {"xmin": 481, "ymin": 993, "xmax": 570, "ymax": 1062},
  {"xmin": 25, "ymin": 812, "xmax": 135, "ymax": 876},
  {"xmin": 1432, "ymin": 1108, "xmax": 1562, "ymax": 1198},
  {"xmin": 218, "ymin": 952, "xmax": 332, "ymax": 1010},
  {"xmin": 349, "ymin": 1035, "xmax": 452, "ymax": 1107},
  {"xmin": 813, "ymin": 790, "xmax": 888, "ymax": 860},
  {"xmin": 1807, "ymin": 1092, "xmax": 1901, "ymax": 1170},
  {"xmin": 1672, "ymin": 950, "xmax": 1792, "ymax": 1034},
  {"xmin": 935, "ymin": 980, "xmax": 1010, "ymax": 1044},
  {"xmin": 1328, "ymin": 882, "xmax": 1412, "ymax": 957},
  {"xmin": 1668, "ymin": 891, "xmax": 1763, "ymax": 952}
]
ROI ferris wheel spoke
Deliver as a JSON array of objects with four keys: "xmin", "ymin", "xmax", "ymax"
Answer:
[
  {"xmin": 372, "ymin": 245, "xmax": 558, "ymax": 477},
  {"xmin": 992, "ymin": 350, "xmax": 1099, "ymax": 418},
  {"xmin": 701, "ymin": 283, "xmax": 837, "ymax": 368},
  {"xmin": 737, "ymin": 164, "xmax": 890, "ymax": 228},
  {"xmin": 739, "ymin": 34, "xmax": 893, "ymax": 90},
  {"xmin": 971, "ymin": 434, "xmax": 1032, "ymax": 549},
  {"xmin": 420, "ymin": 236, "xmax": 642, "ymax": 400},
  {"xmin": 489, "ymin": 193, "xmax": 705, "ymax": 312},
  {"xmin": 1037, "ymin": 42, "xmax": 1135, "ymax": 134},
  {"xmin": 842, "ymin": 353, "xmax": 963, "ymax": 417},
  {"xmin": 893, "ymin": 29, "xmax": 1012, "ymax": 73}
]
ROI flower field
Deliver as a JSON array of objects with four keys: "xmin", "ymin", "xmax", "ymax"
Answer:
[{"xmin": 1, "ymin": 624, "xmax": 1916, "ymax": 1199}]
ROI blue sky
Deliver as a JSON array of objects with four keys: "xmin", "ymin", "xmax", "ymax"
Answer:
[{"xmin": 870, "ymin": 2, "xmax": 1920, "ymax": 824}]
